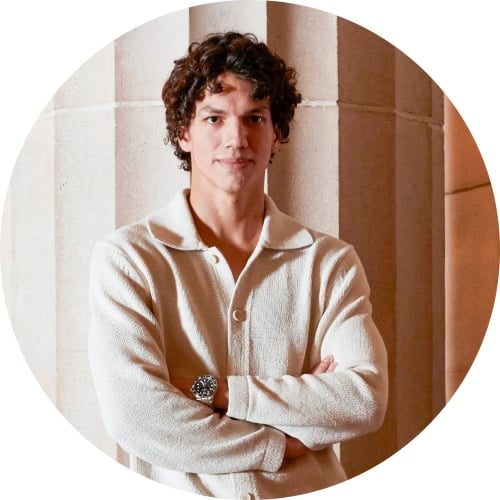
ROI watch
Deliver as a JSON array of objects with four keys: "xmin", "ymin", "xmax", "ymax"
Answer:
[{"xmin": 190, "ymin": 374, "xmax": 218, "ymax": 405}]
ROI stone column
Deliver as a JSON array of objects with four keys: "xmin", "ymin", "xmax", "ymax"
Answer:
[
  {"xmin": 444, "ymin": 98, "xmax": 499, "ymax": 400},
  {"xmin": 114, "ymin": 10, "xmax": 190, "ymax": 228},
  {"xmin": 52, "ymin": 41, "xmax": 116, "ymax": 456},
  {"xmin": 190, "ymin": 0, "xmax": 267, "ymax": 42},
  {"xmin": 337, "ymin": 17, "xmax": 445, "ymax": 477},
  {"xmin": 267, "ymin": 2, "xmax": 339, "ymax": 236},
  {"xmin": 1, "ymin": 100, "xmax": 57, "ymax": 404}
]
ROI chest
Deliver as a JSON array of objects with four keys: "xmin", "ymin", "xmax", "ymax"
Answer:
[{"xmin": 151, "ymin": 247, "xmax": 320, "ymax": 377}]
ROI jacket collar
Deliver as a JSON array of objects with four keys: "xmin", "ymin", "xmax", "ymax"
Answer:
[{"xmin": 146, "ymin": 189, "xmax": 314, "ymax": 251}]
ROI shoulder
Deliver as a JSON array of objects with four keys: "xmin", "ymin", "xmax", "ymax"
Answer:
[
  {"xmin": 285, "ymin": 216, "xmax": 355, "ymax": 265},
  {"xmin": 98, "ymin": 215, "xmax": 157, "ymax": 255},
  {"xmin": 90, "ymin": 204, "xmax": 175, "ymax": 278},
  {"xmin": 286, "ymin": 221, "xmax": 369, "ymax": 288},
  {"xmin": 94, "ymin": 189, "xmax": 195, "ymax": 255}
]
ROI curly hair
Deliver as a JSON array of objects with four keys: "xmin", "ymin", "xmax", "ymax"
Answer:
[{"xmin": 161, "ymin": 32, "xmax": 302, "ymax": 171}]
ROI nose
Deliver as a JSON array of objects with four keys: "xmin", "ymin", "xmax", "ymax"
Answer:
[{"xmin": 224, "ymin": 118, "xmax": 248, "ymax": 150}]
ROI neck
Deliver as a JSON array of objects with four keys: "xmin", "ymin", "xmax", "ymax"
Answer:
[
  {"xmin": 188, "ymin": 188, "xmax": 265, "ymax": 279},
  {"xmin": 189, "ymin": 188, "xmax": 265, "ymax": 244}
]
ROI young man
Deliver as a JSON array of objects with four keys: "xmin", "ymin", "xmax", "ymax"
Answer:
[{"xmin": 88, "ymin": 32, "xmax": 388, "ymax": 499}]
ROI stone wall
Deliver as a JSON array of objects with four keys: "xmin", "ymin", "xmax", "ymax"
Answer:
[{"xmin": 1, "ymin": 0, "xmax": 497, "ymax": 489}]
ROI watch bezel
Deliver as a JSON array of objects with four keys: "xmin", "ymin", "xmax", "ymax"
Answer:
[{"xmin": 190, "ymin": 374, "xmax": 218, "ymax": 404}]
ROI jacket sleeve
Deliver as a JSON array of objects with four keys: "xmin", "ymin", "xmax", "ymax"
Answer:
[
  {"xmin": 226, "ymin": 247, "xmax": 388, "ymax": 450},
  {"xmin": 88, "ymin": 240, "xmax": 286, "ymax": 473}
]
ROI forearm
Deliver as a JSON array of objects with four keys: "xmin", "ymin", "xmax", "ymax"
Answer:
[
  {"xmin": 225, "ymin": 318, "xmax": 388, "ymax": 448},
  {"xmin": 89, "ymin": 335, "xmax": 287, "ymax": 474},
  {"xmin": 89, "ymin": 242, "xmax": 287, "ymax": 474},
  {"xmin": 225, "ymin": 274, "xmax": 389, "ymax": 448},
  {"xmin": 227, "ymin": 368, "xmax": 385, "ymax": 446}
]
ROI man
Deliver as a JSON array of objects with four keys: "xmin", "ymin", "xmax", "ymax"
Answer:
[{"xmin": 88, "ymin": 32, "xmax": 388, "ymax": 499}]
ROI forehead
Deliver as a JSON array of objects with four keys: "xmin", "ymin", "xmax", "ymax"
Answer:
[
  {"xmin": 197, "ymin": 72, "xmax": 270, "ymax": 108},
  {"xmin": 209, "ymin": 71, "xmax": 254, "ymax": 94}
]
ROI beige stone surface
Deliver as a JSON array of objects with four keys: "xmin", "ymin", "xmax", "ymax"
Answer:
[
  {"xmin": 445, "ymin": 98, "xmax": 491, "ymax": 193},
  {"xmin": 190, "ymin": 1, "xmax": 267, "ymax": 42},
  {"xmin": 395, "ymin": 49, "xmax": 432, "ymax": 116},
  {"xmin": 54, "ymin": 43, "xmax": 115, "ymax": 109},
  {"xmin": 337, "ymin": 16, "xmax": 447, "ymax": 471},
  {"xmin": 54, "ymin": 110, "xmax": 115, "ymax": 353},
  {"xmin": 267, "ymin": 2, "xmax": 337, "ymax": 102},
  {"xmin": 115, "ymin": 106, "xmax": 188, "ymax": 228},
  {"xmin": 337, "ymin": 17, "xmax": 394, "ymax": 107},
  {"xmin": 269, "ymin": 105, "xmax": 339, "ymax": 236},
  {"xmin": 432, "ymin": 81, "xmax": 444, "ymax": 124},
  {"xmin": 115, "ymin": 9, "xmax": 189, "ymax": 102},
  {"xmin": 445, "ymin": 185, "xmax": 499, "ymax": 397},
  {"xmin": 57, "ymin": 349, "xmax": 116, "ymax": 457},
  {"xmin": 2, "ymin": 116, "xmax": 57, "ymax": 404}
]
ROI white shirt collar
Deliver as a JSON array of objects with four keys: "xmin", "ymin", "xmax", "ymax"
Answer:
[{"xmin": 146, "ymin": 189, "xmax": 314, "ymax": 251}]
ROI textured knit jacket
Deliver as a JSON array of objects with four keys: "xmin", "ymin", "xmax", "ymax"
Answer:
[{"xmin": 88, "ymin": 189, "xmax": 388, "ymax": 499}]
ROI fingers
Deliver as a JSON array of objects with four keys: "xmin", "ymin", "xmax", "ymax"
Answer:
[
  {"xmin": 311, "ymin": 355, "xmax": 338, "ymax": 374},
  {"xmin": 326, "ymin": 360, "xmax": 338, "ymax": 372}
]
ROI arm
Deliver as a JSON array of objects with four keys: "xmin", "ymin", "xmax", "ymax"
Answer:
[
  {"xmin": 88, "ymin": 240, "xmax": 286, "ymax": 474},
  {"xmin": 225, "ymin": 247, "xmax": 388, "ymax": 449},
  {"xmin": 171, "ymin": 356, "xmax": 338, "ymax": 458}
]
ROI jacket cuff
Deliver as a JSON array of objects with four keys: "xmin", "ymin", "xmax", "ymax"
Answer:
[
  {"xmin": 260, "ymin": 427, "xmax": 287, "ymax": 472},
  {"xmin": 226, "ymin": 375, "xmax": 250, "ymax": 420},
  {"xmin": 226, "ymin": 375, "xmax": 286, "ymax": 472}
]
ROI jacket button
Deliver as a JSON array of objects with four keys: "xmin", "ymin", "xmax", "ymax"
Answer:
[
  {"xmin": 232, "ymin": 309, "xmax": 246, "ymax": 322},
  {"xmin": 208, "ymin": 253, "xmax": 219, "ymax": 264}
]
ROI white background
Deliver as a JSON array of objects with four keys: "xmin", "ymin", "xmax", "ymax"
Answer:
[{"xmin": 0, "ymin": 1, "xmax": 498, "ymax": 499}]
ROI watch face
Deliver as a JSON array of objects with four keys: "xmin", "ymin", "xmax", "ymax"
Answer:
[{"xmin": 192, "ymin": 375, "xmax": 217, "ymax": 397}]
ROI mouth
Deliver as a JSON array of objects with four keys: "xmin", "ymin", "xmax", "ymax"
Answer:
[{"xmin": 217, "ymin": 158, "xmax": 253, "ymax": 169}]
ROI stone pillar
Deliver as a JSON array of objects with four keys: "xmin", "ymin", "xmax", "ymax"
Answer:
[
  {"xmin": 1, "ymin": 100, "xmax": 57, "ymax": 404},
  {"xmin": 190, "ymin": 0, "xmax": 267, "ymax": 42},
  {"xmin": 444, "ymin": 98, "xmax": 499, "ymax": 400},
  {"xmin": 337, "ymin": 17, "xmax": 445, "ymax": 477},
  {"xmin": 267, "ymin": 2, "xmax": 339, "ymax": 236},
  {"xmin": 114, "ymin": 10, "xmax": 190, "ymax": 228},
  {"xmin": 52, "ymin": 41, "xmax": 117, "ymax": 456}
]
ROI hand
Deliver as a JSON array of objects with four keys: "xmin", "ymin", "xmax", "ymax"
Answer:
[
  {"xmin": 311, "ymin": 355, "xmax": 337, "ymax": 374},
  {"xmin": 213, "ymin": 378, "xmax": 229, "ymax": 411},
  {"xmin": 169, "ymin": 376, "xmax": 194, "ymax": 399},
  {"xmin": 284, "ymin": 435, "xmax": 308, "ymax": 460}
]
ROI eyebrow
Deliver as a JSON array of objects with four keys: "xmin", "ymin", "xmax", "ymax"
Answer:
[
  {"xmin": 197, "ymin": 105, "xmax": 271, "ymax": 115},
  {"xmin": 198, "ymin": 106, "xmax": 224, "ymax": 115}
]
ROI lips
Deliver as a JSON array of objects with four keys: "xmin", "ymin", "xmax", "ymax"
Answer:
[{"xmin": 217, "ymin": 158, "xmax": 253, "ymax": 169}]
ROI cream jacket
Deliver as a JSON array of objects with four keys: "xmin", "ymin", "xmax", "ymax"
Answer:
[{"xmin": 88, "ymin": 189, "xmax": 388, "ymax": 499}]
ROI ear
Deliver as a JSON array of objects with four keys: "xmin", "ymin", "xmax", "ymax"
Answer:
[
  {"xmin": 271, "ymin": 127, "xmax": 282, "ymax": 154},
  {"xmin": 178, "ymin": 127, "xmax": 192, "ymax": 153}
]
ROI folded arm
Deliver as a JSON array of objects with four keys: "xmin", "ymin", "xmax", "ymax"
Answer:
[
  {"xmin": 225, "ymin": 248, "xmax": 388, "ymax": 450},
  {"xmin": 171, "ymin": 356, "xmax": 338, "ymax": 458},
  {"xmin": 88, "ymin": 241, "xmax": 287, "ymax": 474}
]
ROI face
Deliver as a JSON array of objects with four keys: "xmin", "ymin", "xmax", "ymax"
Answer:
[{"xmin": 179, "ymin": 72, "xmax": 281, "ymax": 198}]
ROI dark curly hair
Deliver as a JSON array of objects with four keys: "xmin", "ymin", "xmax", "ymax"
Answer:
[{"xmin": 161, "ymin": 32, "xmax": 302, "ymax": 171}]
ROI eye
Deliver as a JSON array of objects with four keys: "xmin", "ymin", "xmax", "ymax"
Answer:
[
  {"xmin": 248, "ymin": 115, "xmax": 264, "ymax": 124},
  {"xmin": 206, "ymin": 116, "xmax": 220, "ymax": 124}
]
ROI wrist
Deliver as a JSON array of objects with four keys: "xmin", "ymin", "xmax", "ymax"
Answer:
[
  {"xmin": 190, "ymin": 374, "xmax": 218, "ymax": 405},
  {"xmin": 214, "ymin": 377, "xmax": 229, "ymax": 410}
]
